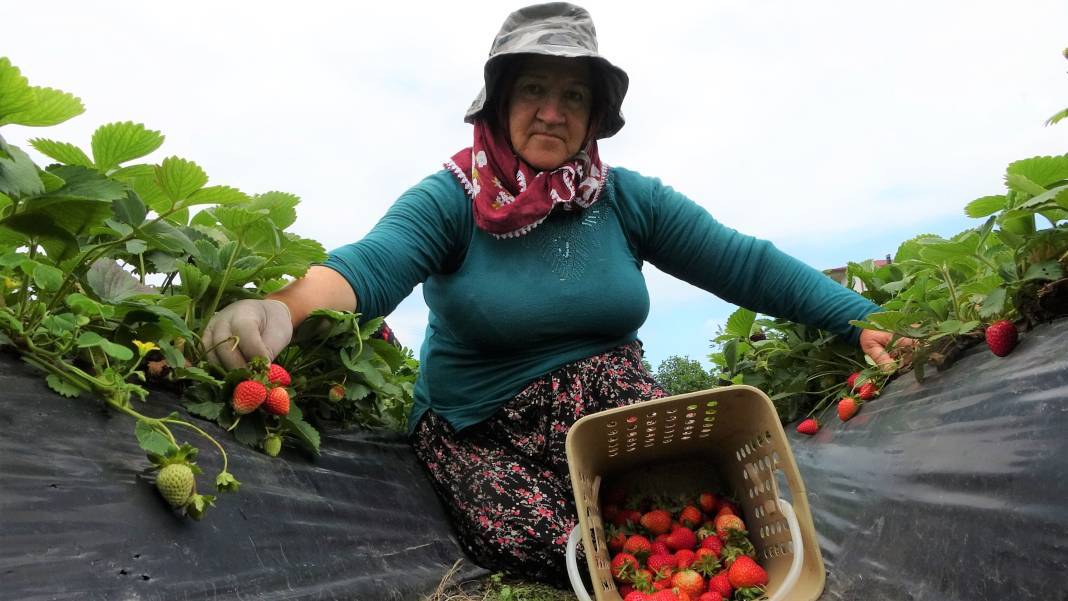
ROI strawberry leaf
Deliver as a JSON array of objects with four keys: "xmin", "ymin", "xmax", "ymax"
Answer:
[
  {"xmin": 135, "ymin": 421, "xmax": 178, "ymax": 457},
  {"xmin": 91, "ymin": 122, "xmax": 164, "ymax": 172},
  {"xmin": 45, "ymin": 373, "xmax": 84, "ymax": 398},
  {"xmin": 0, "ymin": 86, "xmax": 84, "ymax": 127},
  {"xmin": 281, "ymin": 404, "xmax": 321, "ymax": 455},
  {"xmin": 28, "ymin": 138, "xmax": 93, "ymax": 167}
]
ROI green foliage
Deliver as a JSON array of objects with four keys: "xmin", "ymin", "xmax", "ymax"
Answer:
[
  {"xmin": 0, "ymin": 56, "xmax": 418, "ymax": 519},
  {"xmin": 654, "ymin": 355, "xmax": 716, "ymax": 396}
]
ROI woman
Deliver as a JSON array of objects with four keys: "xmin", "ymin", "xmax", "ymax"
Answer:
[{"xmin": 205, "ymin": 2, "xmax": 901, "ymax": 585}]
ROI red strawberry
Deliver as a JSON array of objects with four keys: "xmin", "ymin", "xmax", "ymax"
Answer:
[
  {"xmin": 857, "ymin": 382, "xmax": 878, "ymax": 401},
  {"xmin": 232, "ymin": 380, "xmax": 267, "ymax": 414},
  {"xmin": 611, "ymin": 552, "xmax": 639, "ymax": 581},
  {"xmin": 837, "ymin": 397, "xmax": 861, "ymax": 422},
  {"xmin": 651, "ymin": 541, "xmax": 671, "ymax": 556},
  {"xmin": 674, "ymin": 548, "xmax": 695, "ymax": 569},
  {"xmin": 647, "ymin": 591, "xmax": 679, "ymax": 601},
  {"xmin": 698, "ymin": 492, "xmax": 717, "ymax": 514},
  {"xmin": 641, "ymin": 509, "xmax": 674, "ymax": 535},
  {"xmin": 796, "ymin": 418, "xmax": 819, "ymax": 435},
  {"xmin": 708, "ymin": 572, "xmax": 733, "ymax": 597},
  {"xmin": 647, "ymin": 553, "xmax": 676, "ymax": 579},
  {"xmin": 715, "ymin": 502, "xmax": 737, "ymax": 517},
  {"xmin": 267, "ymin": 363, "xmax": 291, "ymax": 386},
  {"xmin": 671, "ymin": 569, "xmax": 705, "ymax": 597},
  {"xmin": 624, "ymin": 535, "xmax": 653, "ymax": 560},
  {"xmin": 632, "ymin": 568, "xmax": 655, "ymax": 592},
  {"xmin": 678, "ymin": 505, "xmax": 703, "ymax": 529},
  {"xmin": 692, "ymin": 547, "xmax": 721, "ymax": 576},
  {"xmin": 623, "ymin": 591, "xmax": 647, "ymax": 601},
  {"xmin": 614, "ymin": 509, "xmax": 643, "ymax": 528},
  {"xmin": 264, "ymin": 386, "xmax": 290, "ymax": 416},
  {"xmin": 698, "ymin": 593, "xmax": 724, "ymax": 601},
  {"xmin": 727, "ymin": 556, "xmax": 768, "ymax": 588},
  {"xmin": 665, "ymin": 527, "xmax": 697, "ymax": 551},
  {"xmin": 985, "ymin": 319, "xmax": 1018, "ymax": 357},
  {"xmin": 608, "ymin": 530, "xmax": 629, "ymax": 554},
  {"xmin": 846, "ymin": 371, "xmax": 861, "ymax": 390},
  {"xmin": 699, "ymin": 535, "xmax": 724, "ymax": 556},
  {"xmin": 714, "ymin": 514, "xmax": 745, "ymax": 540}
]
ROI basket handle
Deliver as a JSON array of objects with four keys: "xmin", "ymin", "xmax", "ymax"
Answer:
[
  {"xmin": 567, "ymin": 499, "xmax": 803, "ymax": 601},
  {"xmin": 566, "ymin": 524, "xmax": 595, "ymax": 601},
  {"xmin": 766, "ymin": 498, "xmax": 804, "ymax": 601}
]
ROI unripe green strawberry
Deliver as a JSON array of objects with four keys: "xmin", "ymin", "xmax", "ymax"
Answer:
[
  {"xmin": 328, "ymin": 383, "xmax": 345, "ymax": 402},
  {"xmin": 156, "ymin": 463, "xmax": 194, "ymax": 508},
  {"xmin": 267, "ymin": 363, "xmax": 291, "ymax": 386},
  {"xmin": 263, "ymin": 434, "xmax": 282, "ymax": 457},
  {"xmin": 232, "ymin": 380, "xmax": 267, "ymax": 414},
  {"xmin": 264, "ymin": 387, "xmax": 290, "ymax": 416}
]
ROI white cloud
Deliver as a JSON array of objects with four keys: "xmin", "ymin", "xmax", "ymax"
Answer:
[{"xmin": 5, "ymin": 0, "xmax": 1067, "ymax": 359}]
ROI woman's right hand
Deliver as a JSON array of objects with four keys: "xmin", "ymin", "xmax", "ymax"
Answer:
[{"xmin": 203, "ymin": 298, "xmax": 294, "ymax": 370}]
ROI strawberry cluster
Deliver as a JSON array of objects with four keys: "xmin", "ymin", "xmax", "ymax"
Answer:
[
  {"xmin": 796, "ymin": 369, "xmax": 883, "ymax": 435},
  {"xmin": 230, "ymin": 361, "xmax": 293, "ymax": 456},
  {"xmin": 602, "ymin": 489, "xmax": 768, "ymax": 601}
]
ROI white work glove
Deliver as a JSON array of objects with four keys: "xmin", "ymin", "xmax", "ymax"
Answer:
[{"xmin": 203, "ymin": 299, "xmax": 293, "ymax": 370}]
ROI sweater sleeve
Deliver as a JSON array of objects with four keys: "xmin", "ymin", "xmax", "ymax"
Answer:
[
  {"xmin": 613, "ymin": 169, "xmax": 881, "ymax": 343},
  {"xmin": 321, "ymin": 171, "xmax": 469, "ymax": 321}
]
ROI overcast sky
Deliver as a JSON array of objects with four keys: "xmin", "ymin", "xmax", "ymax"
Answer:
[{"xmin": 6, "ymin": 0, "xmax": 1067, "ymax": 370}]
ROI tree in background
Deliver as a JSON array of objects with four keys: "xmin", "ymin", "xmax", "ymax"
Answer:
[{"xmin": 654, "ymin": 355, "xmax": 717, "ymax": 396}]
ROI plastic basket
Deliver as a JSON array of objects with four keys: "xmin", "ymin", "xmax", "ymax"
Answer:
[{"xmin": 564, "ymin": 386, "xmax": 825, "ymax": 601}]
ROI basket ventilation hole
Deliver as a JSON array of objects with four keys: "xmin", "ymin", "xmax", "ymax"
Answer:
[
  {"xmin": 706, "ymin": 400, "xmax": 717, "ymax": 408},
  {"xmin": 626, "ymin": 416, "xmax": 637, "ymax": 424},
  {"xmin": 607, "ymin": 421, "xmax": 617, "ymax": 428},
  {"xmin": 765, "ymin": 430, "xmax": 773, "ymax": 442},
  {"xmin": 687, "ymin": 404, "xmax": 698, "ymax": 411},
  {"xmin": 772, "ymin": 451, "xmax": 781, "ymax": 465}
]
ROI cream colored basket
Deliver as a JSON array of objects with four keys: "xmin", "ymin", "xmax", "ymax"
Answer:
[{"xmin": 564, "ymin": 386, "xmax": 825, "ymax": 601}]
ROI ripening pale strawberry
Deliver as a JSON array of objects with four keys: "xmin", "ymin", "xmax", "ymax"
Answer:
[
  {"xmin": 846, "ymin": 372, "xmax": 861, "ymax": 390},
  {"xmin": 232, "ymin": 380, "xmax": 267, "ymax": 414},
  {"xmin": 708, "ymin": 572, "xmax": 733, "ymax": 598},
  {"xmin": 665, "ymin": 526, "xmax": 697, "ymax": 552},
  {"xmin": 328, "ymin": 383, "xmax": 346, "ymax": 402},
  {"xmin": 727, "ymin": 556, "xmax": 768, "ymax": 588},
  {"xmin": 624, "ymin": 534, "xmax": 653, "ymax": 560},
  {"xmin": 796, "ymin": 418, "xmax": 819, "ymax": 435},
  {"xmin": 678, "ymin": 505, "xmax": 703, "ymax": 529},
  {"xmin": 672, "ymin": 569, "xmax": 705, "ymax": 597},
  {"xmin": 264, "ymin": 386, "xmax": 291, "ymax": 416},
  {"xmin": 156, "ymin": 463, "xmax": 195, "ymax": 508},
  {"xmin": 641, "ymin": 509, "xmax": 674, "ymax": 535},
  {"xmin": 985, "ymin": 319, "xmax": 1018, "ymax": 357},
  {"xmin": 857, "ymin": 382, "xmax": 878, "ymax": 401},
  {"xmin": 267, "ymin": 363, "xmax": 291, "ymax": 386},
  {"xmin": 714, "ymin": 514, "xmax": 745, "ymax": 539},
  {"xmin": 837, "ymin": 397, "xmax": 861, "ymax": 422}
]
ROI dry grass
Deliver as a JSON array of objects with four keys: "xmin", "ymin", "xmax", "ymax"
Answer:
[{"xmin": 422, "ymin": 560, "xmax": 579, "ymax": 601}]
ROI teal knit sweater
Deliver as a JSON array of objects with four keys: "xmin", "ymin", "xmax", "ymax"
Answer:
[{"xmin": 323, "ymin": 167, "xmax": 880, "ymax": 432}]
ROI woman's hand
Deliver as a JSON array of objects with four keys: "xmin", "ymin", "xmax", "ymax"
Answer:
[
  {"xmin": 859, "ymin": 328, "xmax": 914, "ymax": 371},
  {"xmin": 203, "ymin": 299, "xmax": 294, "ymax": 370}
]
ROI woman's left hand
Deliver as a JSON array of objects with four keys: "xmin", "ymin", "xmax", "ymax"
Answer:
[{"xmin": 859, "ymin": 328, "xmax": 914, "ymax": 371}]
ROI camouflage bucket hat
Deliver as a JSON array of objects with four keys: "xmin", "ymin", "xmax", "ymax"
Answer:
[{"xmin": 464, "ymin": 2, "xmax": 630, "ymax": 139}]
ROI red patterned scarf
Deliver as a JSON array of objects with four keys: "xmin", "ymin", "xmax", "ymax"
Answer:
[{"xmin": 445, "ymin": 120, "xmax": 607, "ymax": 238}]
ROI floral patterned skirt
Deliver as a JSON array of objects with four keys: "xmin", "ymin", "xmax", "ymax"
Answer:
[{"xmin": 410, "ymin": 341, "xmax": 667, "ymax": 586}]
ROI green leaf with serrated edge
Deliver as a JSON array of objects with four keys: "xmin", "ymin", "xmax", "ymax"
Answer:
[
  {"xmin": 979, "ymin": 287, "xmax": 1008, "ymax": 319},
  {"xmin": 126, "ymin": 239, "xmax": 147, "ymax": 255},
  {"xmin": 233, "ymin": 413, "xmax": 265, "ymax": 447},
  {"xmin": 46, "ymin": 373, "xmax": 84, "ymax": 397},
  {"xmin": 368, "ymin": 338, "xmax": 405, "ymax": 371},
  {"xmin": 0, "ymin": 58, "xmax": 35, "ymax": 120},
  {"xmin": 215, "ymin": 472, "xmax": 240, "ymax": 493},
  {"xmin": 28, "ymin": 138, "xmax": 93, "ymax": 167},
  {"xmin": 29, "ymin": 262, "xmax": 63, "ymax": 292},
  {"xmin": 344, "ymin": 382, "xmax": 372, "ymax": 401},
  {"xmin": 249, "ymin": 191, "xmax": 299, "ymax": 229},
  {"xmin": 112, "ymin": 191, "xmax": 147, "ymax": 226},
  {"xmin": 40, "ymin": 312, "xmax": 80, "ymax": 336},
  {"xmin": 1006, "ymin": 155, "xmax": 1068, "ymax": 188},
  {"xmin": 964, "ymin": 195, "xmax": 1006, "ymax": 218},
  {"xmin": 358, "ymin": 315, "xmax": 385, "ymax": 340},
  {"xmin": 76, "ymin": 331, "xmax": 135, "ymax": 360},
  {"xmin": 38, "ymin": 168, "xmax": 64, "ymax": 193},
  {"xmin": 108, "ymin": 163, "xmax": 155, "ymax": 181},
  {"xmin": 86, "ymin": 259, "xmax": 153, "ymax": 303},
  {"xmin": 0, "ymin": 86, "xmax": 84, "ymax": 127},
  {"xmin": 1022, "ymin": 261, "xmax": 1065, "ymax": 282},
  {"xmin": 155, "ymin": 156, "xmax": 206, "ymax": 203},
  {"xmin": 282, "ymin": 405, "xmax": 321, "ymax": 455},
  {"xmin": 157, "ymin": 338, "xmax": 186, "ymax": 370},
  {"xmin": 139, "ymin": 220, "xmax": 197, "ymax": 255},
  {"xmin": 185, "ymin": 399, "xmax": 224, "ymax": 420},
  {"xmin": 185, "ymin": 185, "xmax": 249, "ymax": 207},
  {"xmin": 44, "ymin": 164, "xmax": 126, "ymax": 201},
  {"xmin": 724, "ymin": 307, "xmax": 757, "ymax": 340},
  {"xmin": 135, "ymin": 420, "xmax": 178, "ymax": 457},
  {"xmin": 176, "ymin": 262, "xmax": 209, "ymax": 302},
  {"xmin": 65, "ymin": 292, "xmax": 113, "ymax": 318},
  {"xmin": 91, "ymin": 122, "xmax": 164, "ymax": 172},
  {"xmin": 173, "ymin": 366, "xmax": 220, "ymax": 385},
  {"xmin": 0, "ymin": 140, "xmax": 44, "ymax": 197}
]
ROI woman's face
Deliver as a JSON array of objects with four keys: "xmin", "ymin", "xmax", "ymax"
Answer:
[{"xmin": 507, "ymin": 55, "xmax": 593, "ymax": 171}]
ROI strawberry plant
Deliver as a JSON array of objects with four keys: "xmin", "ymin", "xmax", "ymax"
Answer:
[{"xmin": 0, "ymin": 57, "xmax": 417, "ymax": 518}]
